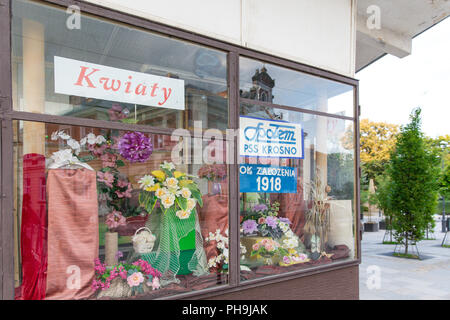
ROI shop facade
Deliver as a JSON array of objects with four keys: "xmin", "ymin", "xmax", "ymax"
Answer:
[{"xmin": 0, "ymin": 0, "xmax": 361, "ymax": 300}]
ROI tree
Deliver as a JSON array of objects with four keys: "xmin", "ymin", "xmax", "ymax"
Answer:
[
  {"xmin": 389, "ymin": 108, "xmax": 440, "ymax": 256},
  {"xmin": 343, "ymin": 119, "xmax": 399, "ymax": 181},
  {"xmin": 375, "ymin": 173, "xmax": 394, "ymax": 242}
]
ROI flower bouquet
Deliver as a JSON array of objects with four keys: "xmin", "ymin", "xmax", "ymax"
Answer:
[
  {"xmin": 250, "ymin": 238, "xmax": 288, "ymax": 265},
  {"xmin": 138, "ymin": 161, "xmax": 203, "ymax": 219},
  {"xmin": 93, "ymin": 256, "xmax": 161, "ymax": 298}
]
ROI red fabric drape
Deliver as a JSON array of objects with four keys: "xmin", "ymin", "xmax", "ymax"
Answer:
[{"xmin": 16, "ymin": 153, "xmax": 48, "ymax": 300}]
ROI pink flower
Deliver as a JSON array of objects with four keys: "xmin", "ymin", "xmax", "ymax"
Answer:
[
  {"xmin": 257, "ymin": 217, "xmax": 266, "ymax": 224},
  {"xmin": 105, "ymin": 210, "xmax": 126, "ymax": 229},
  {"xmin": 151, "ymin": 277, "xmax": 160, "ymax": 290},
  {"xmin": 97, "ymin": 171, "xmax": 115, "ymax": 188},
  {"xmin": 282, "ymin": 256, "xmax": 291, "ymax": 264},
  {"xmin": 127, "ymin": 272, "xmax": 144, "ymax": 287},
  {"xmin": 252, "ymin": 243, "xmax": 260, "ymax": 251},
  {"xmin": 264, "ymin": 243, "xmax": 274, "ymax": 251},
  {"xmin": 116, "ymin": 182, "xmax": 132, "ymax": 198},
  {"xmin": 100, "ymin": 153, "xmax": 118, "ymax": 168}
]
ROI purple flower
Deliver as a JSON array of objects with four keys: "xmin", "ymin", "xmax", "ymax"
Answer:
[
  {"xmin": 118, "ymin": 131, "xmax": 153, "ymax": 163},
  {"xmin": 265, "ymin": 216, "xmax": 278, "ymax": 229},
  {"xmin": 279, "ymin": 217, "xmax": 291, "ymax": 225},
  {"xmin": 252, "ymin": 204, "xmax": 268, "ymax": 212},
  {"xmin": 242, "ymin": 219, "xmax": 258, "ymax": 235}
]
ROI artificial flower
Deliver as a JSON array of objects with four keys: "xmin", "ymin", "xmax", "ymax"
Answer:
[
  {"xmin": 160, "ymin": 193, "xmax": 175, "ymax": 209},
  {"xmin": 138, "ymin": 175, "xmax": 155, "ymax": 189},
  {"xmin": 164, "ymin": 177, "xmax": 179, "ymax": 190},
  {"xmin": 155, "ymin": 187, "xmax": 168, "ymax": 199},
  {"xmin": 161, "ymin": 161, "xmax": 175, "ymax": 171},
  {"xmin": 176, "ymin": 209, "xmax": 191, "ymax": 219},
  {"xmin": 127, "ymin": 272, "xmax": 144, "ymax": 287},
  {"xmin": 118, "ymin": 131, "xmax": 153, "ymax": 163},
  {"xmin": 151, "ymin": 170, "xmax": 166, "ymax": 182},
  {"xmin": 145, "ymin": 183, "xmax": 160, "ymax": 192},
  {"xmin": 186, "ymin": 198, "xmax": 196, "ymax": 211},
  {"xmin": 105, "ymin": 210, "xmax": 126, "ymax": 229},
  {"xmin": 265, "ymin": 216, "xmax": 278, "ymax": 229},
  {"xmin": 151, "ymin": 277, "xmax": 160, "ymax": 290},
  {"xmin": 179, "ymin": 187, "xmax": 191, "ymax": 199},
  {"xmin": 97, "ymin": 171, "xmax": 115, "ymax": 188},
  {"xmin": 242, "ymin": 219, "xmax": 258, "ymax": 235},
  {"xmin": 173, "ymin": 171, "xmax": 185, "ymax": 179}
]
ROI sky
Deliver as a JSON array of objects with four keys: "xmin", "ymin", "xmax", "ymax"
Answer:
[{"xmin": 356, "ymin": 17, "xmax": 450, "ymax": 139}]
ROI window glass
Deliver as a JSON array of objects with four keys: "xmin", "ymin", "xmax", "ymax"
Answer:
[
  {"xmin": 239, "ymin": 102, "xmax": 356, "ymax": 281},
  {"xmin": 13, "ymin": 120, "xmax": 229, "ymax": 299},
  {"xmin": 11, "ymin": 0, "xmax": 228, "ymax": 131},
  {"xmin": 240, "ymin": 57, "xmax": 354, "ymax": 117}
]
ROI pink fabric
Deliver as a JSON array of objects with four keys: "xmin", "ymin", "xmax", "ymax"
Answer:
[
  {"xmin": 45, "ymin": 169, "xmax": 98, "ymax": 300},
  {"xmin": 17, "ymin": 153, "xmax": 48, "ymax": 300}
]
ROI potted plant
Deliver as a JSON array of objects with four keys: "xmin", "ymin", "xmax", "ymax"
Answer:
[{"xmin": 198, "ymin": 163, "xmax": 227, "ymax": 195}]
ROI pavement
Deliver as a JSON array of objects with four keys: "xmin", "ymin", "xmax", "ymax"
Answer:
[{"xmin": 359, "ymin": 220, "xmax": 450, "ymax": 300}]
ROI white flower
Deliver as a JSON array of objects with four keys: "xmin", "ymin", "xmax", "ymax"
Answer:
[
  {"xmin": 160, "ymin": 161, "xmax": 175, "ymax": 171},
  {"xmin": 279, "ymin": 222, "xmax": 290, "ymax": 233},
  {"xmin": 176, "ymin": 209, "xmax": 191, "ymax": 219},
  {"xmin": 86, "ymin": 133, "xmax": 97, "ymax": 145},
  {"xmin": 208, "ymin": 258, "xmax": 217, "ymax": 268},
  {"xmin": 285, "ymin": 230, "xmax": 294, "ymax": 238},
  {"xmin": 67, "ymin": 138, "xmax": 81, "ymax": 155},
  {"xmin": 179, "ymin": 187, "xmax": 191, "ymax": 199},
  {"xmin": 51, "ymin": 131, "xmax": 59, "ymax": 141},
  {"xmin": 80, "ymin": 137, "xmax": 87, "ymax": 146},
  {"xmin": 164, "ymin": 177, "xmax": 179, "ymax": 190},
  {"xmin": 223, "ymin": 247, "xmax": 229, "ymax": 259},
  {"xmin": 138, "ymin": 175, "xmax": 155, "ymax": 189},
  {"xmin": 217, "ymin": 241, "xmax": 225, "ymax": 250},
  {"xmin": 50, "ymin": 149, "xmax": 78, "ymax": 166},
  {"xmin": 160, "ymin": 193, "xmax": 175, "ymax": 209},
  {"xmin": 155, "ymin": 188, "xmax": 168, "ymax": 199},
  {"xmin": 186, "ymin": 198, "xmax": 196, "ymax": 211},
  {"xmin": 282, "ymin": 237, "xmax": 299, "ymax": 249},
  {"xmin": 95, "ymin": 135, "xmax": 106, "ymax": 144}
]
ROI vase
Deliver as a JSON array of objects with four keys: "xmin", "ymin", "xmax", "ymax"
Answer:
[
  {"xmin": 105, "ymin": 231, "xmax": 118, "ymax": 267},
  {"xmin": 211, "ymin": 181, "xmax": 222, "ymax": 195}
]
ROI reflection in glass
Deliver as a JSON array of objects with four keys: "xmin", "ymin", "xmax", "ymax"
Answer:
[{"xmin": 239, "ymin": 57, "xmax": 354, "ymax": 117}]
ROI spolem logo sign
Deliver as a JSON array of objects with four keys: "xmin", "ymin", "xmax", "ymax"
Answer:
[
  {"xmin": 54, "ymin": 56, "xmax": 185, "ymax": 110},
  {"xmin": 239, "ymin": 116, "xmax": 304, "ymax": 159}
]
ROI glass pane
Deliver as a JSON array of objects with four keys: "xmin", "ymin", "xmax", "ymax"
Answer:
[
  {"xmin": 239, "ymin": 103, "xmax": 356, "ymax": 281},
  {"xmin": 240, "ymin": 57, "xmax": 354, "ymax": 117},
  {"xmin": 13, "ymin": 120, "xmax": 229, "ymax": 299},
  {"xmin": 11, "ymin": 0, "xmax": 228, "ymax": 132}
]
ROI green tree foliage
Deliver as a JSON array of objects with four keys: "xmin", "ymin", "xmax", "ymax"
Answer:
[{"xmin": 389, "ymin": 108, "xmax": 440, "ymax": 254}]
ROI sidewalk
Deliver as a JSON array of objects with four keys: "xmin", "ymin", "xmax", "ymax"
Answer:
[{"xmin": 359, "ymin": 224, "xmax": 450, "ymax": 300}]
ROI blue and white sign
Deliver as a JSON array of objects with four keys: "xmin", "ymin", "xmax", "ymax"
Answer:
[
  {"xmin": 239, "ymin": 116, "xmax": 304, "ymax": 159},
  {"xmin": 239, "ymin": 164, "xmax": 297, "ymax": 193}
]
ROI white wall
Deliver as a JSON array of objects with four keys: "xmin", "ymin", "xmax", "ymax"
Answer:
[{"xmin": 84, "ymin": 0, "xmax": 356, "ymax": 77}]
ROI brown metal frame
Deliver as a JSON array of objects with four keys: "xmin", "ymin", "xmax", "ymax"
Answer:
[{"xmin": 0, "ymin": 0, "xmax": 361, "ymax": 300}]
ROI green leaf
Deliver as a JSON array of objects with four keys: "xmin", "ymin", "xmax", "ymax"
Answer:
[
  {"xmin": 116, "ymin": 160, "xmax": 125, "ymax": 167},
  {"xmin": 191, "ymin": 189, "xmax": 203, "ymax": 207},
  {"xmin": 176, "ymin": 197, "xmax": 187, "ymax": 211}
]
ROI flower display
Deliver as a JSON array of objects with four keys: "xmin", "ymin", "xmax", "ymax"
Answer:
[
  {"xmin": 138, "ymin": 162, "xmax": 203, "ymax": 220},
  {"xmin": 198, "ymin": 163, "xmax": 227, "ymax": 182},
  {"xmin": 205, "ymin": 229, "xmax": 247, "ymax": 272},
  {"xmin": 241, "ymin": 202, "xmax": 288, "ymax": 239},
  {"xmin": 118, "ymin": 131, "xmax": 153, "ymax": 163},
  {"xmin": 250, "ymin": 238, "xmax": 287, "ymax": 259},
  {"xmin": 92, "ymin": 258, "xmax": 161, "ymax": 294}
]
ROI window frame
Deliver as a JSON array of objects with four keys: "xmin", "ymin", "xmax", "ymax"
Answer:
[{"xmin": 0, "ymin": 0, "xmax": 361, "ymax": 300}]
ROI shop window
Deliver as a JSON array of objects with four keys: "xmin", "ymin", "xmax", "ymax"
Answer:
[
  {"xmin": 238, "ymin": 103, "xmax": 356, "ymax": 280},
  {"xmin": 239, "ymin": 57, "xmax": 354, "ymax": 117},
  {"xmin": 11, "ymin": 0, "xmax": 228, "ymax": 132},
  {"xmin": 13, "ymin": 120, "xmax": 230, "ymax": 299}
]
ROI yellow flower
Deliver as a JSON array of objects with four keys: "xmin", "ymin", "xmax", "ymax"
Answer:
[
  {"xmin": 145, "ymin": 183, "xmax": 160, "ymax": 192},
  {"xmin": 288, "ymin": 248, "xmax": 297, "ymax": 255},
  {"xmin": 173, "ymin": 171, "xmax": 185, "ymax": 179},
  {"xmin": 151, "ymin": 170, "xmax": 166, "ymax": 182},
  {"xmin": 179, "ymin": 180, "xmax": 193, "ymax": 187}
]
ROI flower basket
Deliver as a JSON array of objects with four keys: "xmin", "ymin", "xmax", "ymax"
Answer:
[{"xmin": 132, "ymin": 227, "xmax": 156, "ymax": 254}]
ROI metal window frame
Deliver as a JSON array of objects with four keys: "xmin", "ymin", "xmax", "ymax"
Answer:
[{"xmin": 0, "ymin": 0, "xmax": 361, "ymax": 300}]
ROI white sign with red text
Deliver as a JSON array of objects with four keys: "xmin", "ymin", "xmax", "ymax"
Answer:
[{"xmin": 54, "ymin": 56, "xmax": 185, "ymax": 110}]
